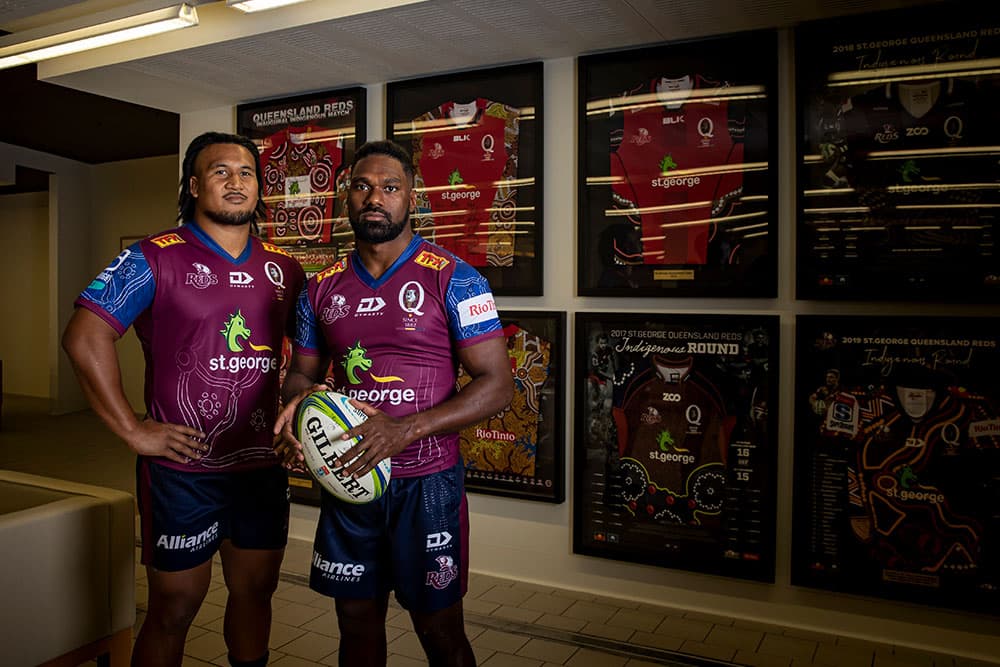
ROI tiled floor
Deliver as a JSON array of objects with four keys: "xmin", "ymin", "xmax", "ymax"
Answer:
[
  {"xmin": 1, "ymin": 396, "xmax": 996, "ymax": 667},
  {"xmin": 107, "ymin": 536, "xmax": 995, "ymax": 667}
]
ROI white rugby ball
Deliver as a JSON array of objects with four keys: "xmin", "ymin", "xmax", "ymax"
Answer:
[{"xmin": 294, "ymin": 390, "xmax": 390, "ymax": 504}]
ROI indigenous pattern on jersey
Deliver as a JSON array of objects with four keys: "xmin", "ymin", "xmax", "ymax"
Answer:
[
  {"xmin": 259, "ymin": 125, "xmax": 345, "ymax": 245},
  {"xmin": 611, "ymin": 75, "xmax": 746, "ymax": 266},
  {"xmin": 76, "ymin": 223, "xmax": 305, "ymax": 472},
  {"xmin": 295, "ymin": 235, "xmax": 503, "ymax": 477},
  {"xmin": 821, "ymin": 384, "xmax": 1000, "ymax": 580},
  {"xmin": 457, "ymin": 323, "xmax": 551, "ymax": 477},
  {"xmin": 408, "ymin": 98, "xmax": 520, "ymax": 268},
  {"xmin": 611, "ymin": 355, "xmax": 733, "ymax": 525}
]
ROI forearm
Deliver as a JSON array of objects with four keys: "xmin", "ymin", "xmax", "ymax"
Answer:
[
  {"xmin": 62, "ymin": 318, "xmax": 141, "ymax": 444},
  {"xmin": 281, "ymin": 368, "xmax": 324, "ymax": 405},
  {"xmin": 401, "ymin": 370, "xmax": 513, "ymax": 445}
]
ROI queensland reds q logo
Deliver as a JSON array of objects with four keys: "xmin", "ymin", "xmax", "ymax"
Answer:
[{"xmin": 399, "ymin": 281, "xmax": 425, "ymax": 316}]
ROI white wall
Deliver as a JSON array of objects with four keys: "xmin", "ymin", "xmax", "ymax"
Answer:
[
  {"xmin": 88, "ymin": 155, "xmax": 180, "ymax": 411},
  {"xmin": 182, "ymin": 39, "xmax": 1000, "ymax": 661},
  {"xmin": 0, "ymin": 142, "xmax": 94, "ymax": 414},
  {"xmin": 0, "ymin": 192, "xmax": 49, "ymax": 397}
]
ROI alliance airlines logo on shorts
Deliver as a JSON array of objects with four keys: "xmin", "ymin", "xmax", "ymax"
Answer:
[
  {"xmin": 211, "ymin": 310, "xmax": 278, "ymax": 373},
  {"xmin": 157, "ymin": 521, "xmax": 218, "ymax": 552},
  {"xmin": 341, "ymin": 341, "xmax": 415, "ymax": 406}
]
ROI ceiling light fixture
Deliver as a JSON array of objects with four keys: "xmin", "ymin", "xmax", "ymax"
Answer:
[
  {"xmin": 0, "ymin": 3, "xmax": 198, "ymax": 71},
  {"xmin": 227, "ymin": 0, "xmax": 314, "ymax": 12}
]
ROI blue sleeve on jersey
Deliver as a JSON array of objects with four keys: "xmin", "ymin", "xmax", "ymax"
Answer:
[
  {"xmin": 76, "ymin": 244, "xmax": 154, "ymax": 332},
  {"xmin": 445, "ymin": 261, "xmax": 502, "ymax": 343},
  {"xmin": 294, "ymin": 285, "xmax": 323, "ymax": 354}
]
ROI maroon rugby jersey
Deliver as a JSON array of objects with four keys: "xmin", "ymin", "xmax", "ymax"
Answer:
[
  {"xmin": 76, "ymin": 223, "xmax": 305, "ymax": 472},
  {"xmin": 295, "ymin": 235, "xmax": 503, "ymax": 477}
]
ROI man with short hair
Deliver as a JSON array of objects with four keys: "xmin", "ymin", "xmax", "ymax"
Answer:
[
  {"xmin": 275, "ymin": 139, "xmax": 513, "ymax": 666},
  {"xmin": 63, "ymin": 131, "xmax": 305, "ymax": 667}
]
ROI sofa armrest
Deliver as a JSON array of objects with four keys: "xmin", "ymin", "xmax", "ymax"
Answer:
[{"xmin": 0, "ymin": 471, "xmax": 135, "ymax": 646}]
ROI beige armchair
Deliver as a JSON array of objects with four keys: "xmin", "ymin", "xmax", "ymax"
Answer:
[{"xmin": 0, "ymin": 470, "xmax": 135, "ymax": 667}]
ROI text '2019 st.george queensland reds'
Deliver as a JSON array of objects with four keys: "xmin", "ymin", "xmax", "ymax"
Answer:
[{"xmin": 293, "ymin": 391, "xmax": 390, "ymax": 504}]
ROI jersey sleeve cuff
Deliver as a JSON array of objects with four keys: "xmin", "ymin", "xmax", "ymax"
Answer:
[
  {"xmin": 74, "ymin": 299, "xmax": 128, "ymax": 337},
  {"xmin": 455, "ymin": 327, "xmax": 504, "ymax": 349}
]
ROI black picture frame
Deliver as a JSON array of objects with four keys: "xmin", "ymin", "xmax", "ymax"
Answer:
[
  {"xmin": 793, "ymin": 314, "xmax": 1000, "ymax": 614},
  {"xmin": 386, "ymin": 63, "xmax": 544, "ymax": 296},
  {"xmin": 574, "ymin": 312, "xmax": 778, "ymax": 582},
  {"xmin": 238, "ymin": 87, "xmax": 366, "ymax": 506},
  {"xmin": 458, "ymin": 310, "xmax": 565, "ymax": 503},
  {"xmin": 577, "ymin": 32, "xmax": 778, "ymax": 297},
  {"xmin": 237, "ymin": 86, "xmax": 367, "ymax": 276},
  {"xmin": 795, "ymin": 4, "xmax": 1000, "ymax": 302}
]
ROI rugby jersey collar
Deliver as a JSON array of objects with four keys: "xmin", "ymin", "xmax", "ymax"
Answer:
[
  {"xmin": 350, "ymin": 235, "xmax": 424, "ymax": 289},
  {"xmin": 184, "ymin": 221, "xmax": 253, "ymax": 264}
]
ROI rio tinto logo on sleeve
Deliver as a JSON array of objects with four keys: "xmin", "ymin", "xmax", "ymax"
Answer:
[{"xmin": 457, "ymin": 293, "xmax": 497, "ymax": 328}]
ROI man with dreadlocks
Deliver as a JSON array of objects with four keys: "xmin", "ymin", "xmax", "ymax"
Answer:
[{"xmin": 63, "ymin": 131, "xmax": 305, "ymax": 667}]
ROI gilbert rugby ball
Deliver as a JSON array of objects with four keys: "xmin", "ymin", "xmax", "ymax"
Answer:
[{"xmin": 294, "ymin": 390, "xmax": 390, "ymax": 504}]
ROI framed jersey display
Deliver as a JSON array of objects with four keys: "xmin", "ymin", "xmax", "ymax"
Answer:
[
  {"xmin": 386, "ymin": 63, "xmax": 543, "ymax": 296},
  {"xmin": 574, "ymin": 312, "xmax": 778, "ymax": 581},
  {"xmin": 578, "ymin": 32, "xmax": 778, "ymax": 298},
  {"xmin": 796, "ymin": 5, "xmax": 1000, "ymax": 301},
  {"xmin": 793, "ymin": 315, "xmax": 1000, "ymax": 613},
  {"xmin": 457, "ymin": 310, "xmax": 565, "ymax": 503},
  {"xmin": 237, "ymin": 87, "xmax": 366, "ymax": 275}
]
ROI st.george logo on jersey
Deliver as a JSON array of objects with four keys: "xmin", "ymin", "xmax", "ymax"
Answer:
[{"xmin": 294, "ymin": 391, "xmax": 391, "ymax": 504}]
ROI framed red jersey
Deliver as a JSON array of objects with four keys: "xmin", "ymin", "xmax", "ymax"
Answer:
[
  {"xmin": 238, "ymin": 87, "xmax": 366, "ymax": 505},
  {"xmin": 387, "ymin": 63, "xmax": 543, "ymax": 296},
  {"xmin": 237, "ymin": 87, "xmax": 366, "ymax": 275},
  {"xmin": 578, "ymin": 32, "xmax": 778, "ymax": 297}
]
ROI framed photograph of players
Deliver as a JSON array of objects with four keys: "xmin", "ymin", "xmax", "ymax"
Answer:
[
  {"xmin": 796, "ymin": 5, "xmax": 1000, "ymax": 301},
  {"xmin": 793, "ymin": 315, "xmax": 1000, "ymax": 613},
  {"xmin": 236, "ymin": 87, "xmax": 366, "ymax": 275},
  {"xmin": 574, "ymin": 312, "xmax": 778, "ymax": 581},
  {"xmin": 457, "ymin": 310, "xmax": 565, "ymax": 503},
  {"xmin": 386, "ymin": 62, "xmax": 543, "ymax": 296},
  {"xmin": 577, "ymin": 32, "xmax": 778, "ymax": 298}
]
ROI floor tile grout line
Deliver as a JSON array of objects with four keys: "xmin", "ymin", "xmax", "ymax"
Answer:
[{"xmin": 275, "ymin": 569, "xmax": 742, "ymax": 667}]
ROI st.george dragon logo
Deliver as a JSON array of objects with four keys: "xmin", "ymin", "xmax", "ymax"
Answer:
[
  {"xmin": 340, "ymin": 341, "xmax": 415, "ymax": 406},
  {"xmin": 210, "ymin": 310, "xmax": 279, "ymax": 374}
]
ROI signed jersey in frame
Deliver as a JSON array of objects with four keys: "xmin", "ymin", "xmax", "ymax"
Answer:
[
  {"xmin": 410, "ymin": 98, "xmax": 520, "ymax": 268},
  {"xmin": 259, "ymin": 125, "xmax": 344, "ymax": 245},
  {"xmin": 610, "ymin": 75, "xmax": 746, "ymax": 266}
]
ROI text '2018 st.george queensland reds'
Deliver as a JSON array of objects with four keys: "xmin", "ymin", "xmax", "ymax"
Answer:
[{"xmin": 293, "ymin": 390, "xmax": 390, "ymax": 504}]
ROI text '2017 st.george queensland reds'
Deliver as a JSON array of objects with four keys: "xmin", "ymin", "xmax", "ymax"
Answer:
[{"xmin": 293, "ymin": 391, "xmax": 390, "ymax": 504}]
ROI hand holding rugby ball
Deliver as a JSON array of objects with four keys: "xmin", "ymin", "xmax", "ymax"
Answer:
[{"xmin": 293, "ymin": 390, "xmax": 390, "ymax": 504}]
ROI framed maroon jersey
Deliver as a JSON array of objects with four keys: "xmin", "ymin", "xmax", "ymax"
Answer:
[
  {"xmin": 796, "ymin": 6, "xmax": 1000, "ymax": 302},
  {"xmin": 574, "ymin": 312, "xmax": 778, "ymax": 582},
  {"xmin": 387, "ymin": 63, "xmax": 543, "ymax": 296},
  {"xmin": 794, "ymin": 315, "xmax": 1000, "ymax": 613},
  {"xmin": 579, "ymin": 32, "xmax": 777, "ymax": 297}
]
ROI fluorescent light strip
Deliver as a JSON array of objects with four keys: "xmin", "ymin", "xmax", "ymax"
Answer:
[
  {"xmin": 227, "ymin": 0, "xmax": 314, "ymax": 12},
  {"xmin": 0, "ymin": 4, "xmax": 198, "ymax": 70}
]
